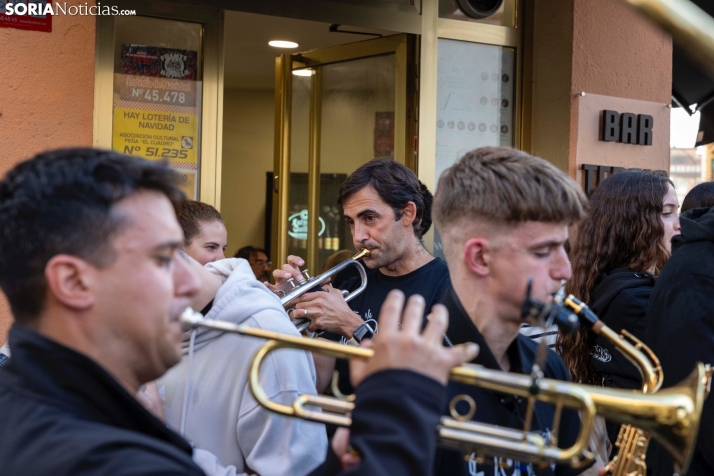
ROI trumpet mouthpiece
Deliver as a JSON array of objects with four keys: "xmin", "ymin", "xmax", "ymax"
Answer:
[
  {"xmin": 355, "ymin": 248, "xmax": 371, "ymax": 259},
  {"xmin": 180, "ymin": 308, "xmax": 203, "ymax": 331}
]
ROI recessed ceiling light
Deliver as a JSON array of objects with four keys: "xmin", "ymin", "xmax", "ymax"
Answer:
[
  {"xmin": 292, "ymin": 69, "xmax": 313, "ymax": 77},
  {"xmin": 269, "ymin": 40, "xmax": 298, "ymax": 48}
]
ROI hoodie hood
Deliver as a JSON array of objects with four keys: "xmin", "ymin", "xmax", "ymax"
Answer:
[
  {"xmin": 157, "ymin": 259, "xmax": 326, "ymax": 474},
  {"xmin": 589, "ymin": 267, "xmax": 655, "ymax": 318},
  {"xmin": 181, "ymin": 259, "xmax": 285, "ymax": 354},
  {"xmin": 672, "ymin": 207, "xmax": 714, "ymax": 252}
]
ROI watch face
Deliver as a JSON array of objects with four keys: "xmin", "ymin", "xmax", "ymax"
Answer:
[{"xmin": 355, "ymin": 323, "xmax": 374, "ymax": 342}]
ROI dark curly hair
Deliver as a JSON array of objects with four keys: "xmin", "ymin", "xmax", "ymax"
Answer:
[
  {"xmin": 338, "ymin": 159, "xmax": 432, "ymax": 239},
  {"xmin": 0, "ymin": 148, "xmax": 184, "ymax": 323},
  {"xmin": 556, "ymin": 169, "xmax": 672, "ymax": 385}
]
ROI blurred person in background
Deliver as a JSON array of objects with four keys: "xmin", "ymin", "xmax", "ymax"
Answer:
[
  {"xmin": 234, "ymin": 246, "xmax": 271, "ymax": 282},
  {"xmin": 681, "ymin": 181, "xmax": 714, "ymax": 213}
]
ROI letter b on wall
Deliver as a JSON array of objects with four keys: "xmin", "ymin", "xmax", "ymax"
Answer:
[{"xmin": 602, "ymin": 110, "xmax": 619, "ymax": 142}]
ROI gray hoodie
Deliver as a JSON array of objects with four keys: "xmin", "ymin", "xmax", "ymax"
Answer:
[{"xmin": 157, "ymin": 259, "xmax": 327, "ymax": 476}]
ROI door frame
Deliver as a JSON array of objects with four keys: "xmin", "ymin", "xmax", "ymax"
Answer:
[{"xmin": 272, "ymin": 34, "xmax": 417, "ymax": 272}]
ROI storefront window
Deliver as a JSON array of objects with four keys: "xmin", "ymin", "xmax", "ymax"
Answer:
[
  {"xmin": 111, "ymin": 16, "xmax": 203, "ymax": 199},
  {"xmin": 434, "ymin": 39, "xmax": 514, "ymax": 257}
]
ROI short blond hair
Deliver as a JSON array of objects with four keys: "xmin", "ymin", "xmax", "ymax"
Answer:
[{"xmin": 433, "ymin": 147, "xmax": 586, "ymax": 235}]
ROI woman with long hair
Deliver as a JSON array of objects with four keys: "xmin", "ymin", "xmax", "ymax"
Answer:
[
  {"xmin": 556, "ymin": 170, "xmax": 680, "ymax": 463},
  {"xmin": 556, "ymin": 170, "xmax": 680, "ymax": 389}
]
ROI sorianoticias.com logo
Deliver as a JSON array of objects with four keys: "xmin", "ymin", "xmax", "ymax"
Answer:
[{"xmin": 2, "ymin": 2, "xmax": 135, "ymax": 16}]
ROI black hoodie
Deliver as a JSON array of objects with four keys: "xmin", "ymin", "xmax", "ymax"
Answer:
[
  {"xmin": 587, "ymin": 268, "xmax": 656, "ymax": 455},
  {"xmin": 589, "ymin": 267, "xmax": 656, "ymax": 390},
  {"xmin": 644, "ymin": 207, "xmax": 714, "ymax": 476}
]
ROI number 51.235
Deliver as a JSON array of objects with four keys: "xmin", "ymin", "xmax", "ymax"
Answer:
[{"xmin": 145, "ymin": 147, "xmax": 188, "ymax": 159}]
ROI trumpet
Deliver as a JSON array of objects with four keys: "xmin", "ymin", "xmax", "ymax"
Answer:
[
  {"xmin": 275, "ymin": 249, "xmax": 370, "ymax": 331},
  {"xmin": 180, "ymin": 309, "xmax": 707, "ymax": 472}
]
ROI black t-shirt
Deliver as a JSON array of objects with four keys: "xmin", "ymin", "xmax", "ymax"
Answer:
[
  {"xmin": 436, "ymin": 287, "xmax": 589, "ymax": 476},
  {"xmin": 325, "ymin": 257, "xmax": 451, "ymax": 397},
  {"xmin": 322, "ymin": 257, "xmax": 451, "ymax": 343}
]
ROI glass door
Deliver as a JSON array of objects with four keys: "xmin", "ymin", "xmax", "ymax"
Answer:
[{"xmin": 272, "ymin": 34, "xmax": 417, "ymax": 273}]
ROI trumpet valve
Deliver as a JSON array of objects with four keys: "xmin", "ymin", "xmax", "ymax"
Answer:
[
  {"xmin": 287, "ymin": 278, "xmax": 298, "ymax": 289},
  {"xmin": 302, "ymin": 270, "xmax": 311, "ymax": 280}
]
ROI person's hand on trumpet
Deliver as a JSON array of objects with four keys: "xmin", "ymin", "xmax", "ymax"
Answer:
[
  {"xmin": 290, "ymin": 285, "xmax": 365, "ymax": 336},
  {"xmin": 264, "ymin": 254, "xmax": 309, "ymax": 295},
  {"xmin": 329, "ymin": 290, "xmax": 479, "ymax": 471},
  {"xmin": 265, "ymin": 255, "xmax": 362, "ymax": 337}
]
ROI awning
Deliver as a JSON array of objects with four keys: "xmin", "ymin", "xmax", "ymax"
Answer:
[{"xmin": 671, "ymin": 0, "xmax": 714, "ymax": 145}]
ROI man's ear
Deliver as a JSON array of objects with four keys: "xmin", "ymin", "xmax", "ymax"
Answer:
[
  {"xmin": 463, "ymin": 237, "xmax": 491, "ymax": 277},
  {"xmin": 44, "ymin": 255, "xmax": 96, "ymax": 311},
  {"xmin": 401, "ymin": 201, "xmax": 417, "ymax": 227}
]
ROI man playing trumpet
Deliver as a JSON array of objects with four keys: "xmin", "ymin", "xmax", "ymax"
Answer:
[
  {"xmin": 0, "ymin": 148, "xmax": 477, "ymax": 476},
  {"xmin": 432, "ymin": 147, "xmax": 593, "ymax": 476},
  {"xmin": 270, "ymin": 159, "xmax": 451, "ymax": 392}
]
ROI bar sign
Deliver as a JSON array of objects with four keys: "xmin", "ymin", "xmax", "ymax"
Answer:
[{"xmin": 601, "ymin": 110, "xmax": 653, "ymax": 146}]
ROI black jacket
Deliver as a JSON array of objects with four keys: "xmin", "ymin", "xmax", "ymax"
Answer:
[
  {"xmin": 589, "ymin": 267, "xmax": 655, "ymax": 390},
  {"xmin": 0, "ymin": 324, "xmax": 448, "ymax": 476},
  {"xmin": 312, "ymin": 370, "xmax": 446, "ymax": 476},
  {"xmin": 644, "ymin": 207, "xmax": 714, "ymax": 476},
  {"xmin": 0, "ymin": 324, "xmax": 205, "ymax": 476},
  {"xmin": 588, "ymin": 268, "xmax": 656, "ymax": 454},
  {"xmin": 435, "ymin": 287, "xmax": 588, "ymax": 476}
]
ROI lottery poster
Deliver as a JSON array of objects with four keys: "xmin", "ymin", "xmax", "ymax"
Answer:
[{"xmin": 112, "ymin": 44, "xmax": 201, "ymax": 199}]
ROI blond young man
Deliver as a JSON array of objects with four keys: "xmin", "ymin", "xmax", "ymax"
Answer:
[{"xmin": 432, "ymin": 147, "xmax": 592, "ymax": 476}]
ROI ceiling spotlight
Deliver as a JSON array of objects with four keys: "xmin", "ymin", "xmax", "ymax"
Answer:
[
  {"xmin": 292, "ymin": 69, "xmax": 313, "ymax": 77},
  {"xmin": 269, "ymin": 40, "xmax": 298, "ymax": 48}
]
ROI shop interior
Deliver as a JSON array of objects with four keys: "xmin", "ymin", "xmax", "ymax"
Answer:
[{"xmin": 220, "ymin": 11, "xmax": 399, "ymax": 270}]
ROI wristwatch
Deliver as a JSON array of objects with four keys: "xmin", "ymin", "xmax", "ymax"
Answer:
[{"xmin": 352, "ymin": 323, "xmax": 374, "ymax": 343}]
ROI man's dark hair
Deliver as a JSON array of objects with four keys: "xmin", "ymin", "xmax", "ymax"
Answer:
[
  {"xmin": 234, "ymin": 246, "xmax": 268, "ymax": 261},
  {"xmin": 682, "ymin": 181, "xmax": 714, "ymax": 213},
  {"xmin": 173, "ymin": 200, "xmax": 224, "ymax": 245},
  {"xmin": 337, "ymin": 159, "xmax": 432, "ymax": 239},
  {"xmin": 0, "ymin": 148, "xmax": 184, "ymax": 323}
]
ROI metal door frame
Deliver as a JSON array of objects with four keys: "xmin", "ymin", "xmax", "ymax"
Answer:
[{"xmin": 272, "ymin": 34, "xmax": 417, "ymax": 271}]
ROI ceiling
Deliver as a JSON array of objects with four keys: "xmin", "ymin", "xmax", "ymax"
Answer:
[{"xmin": 224, "ymin": 11, "xmax": 395, "ymax": 90}]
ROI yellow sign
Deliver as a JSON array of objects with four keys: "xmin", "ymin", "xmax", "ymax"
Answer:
[
  {"xmin": 112, "ymin": 107, "xmax": 198, "ymax": 164},
  {"xmin": 111, "ymin": 67, "xmax": 201, "ymax": 199},
  {"xmin": 172, "ymin": 170, "xmax": 198, "ymax": 199}
]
